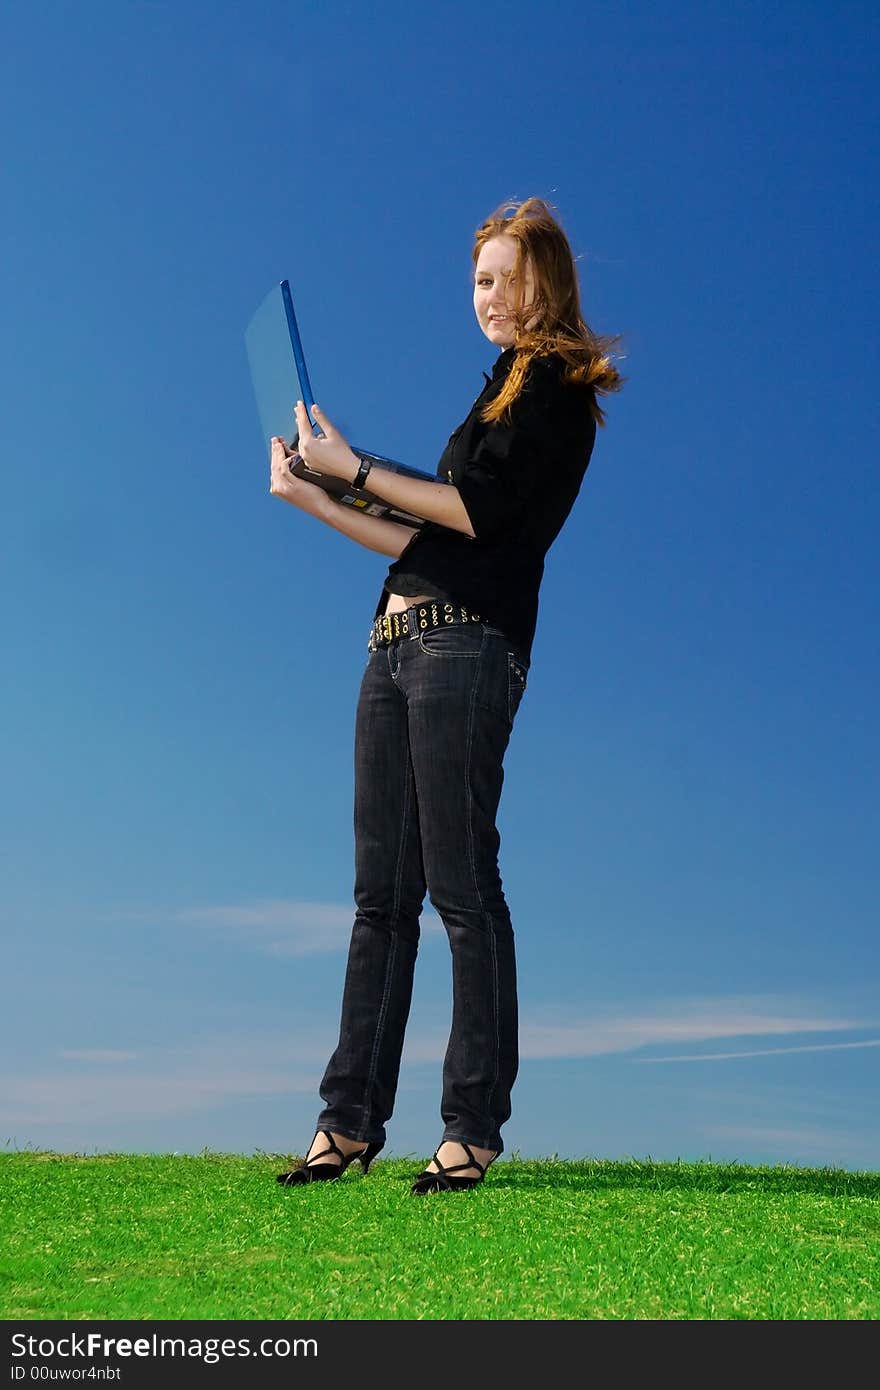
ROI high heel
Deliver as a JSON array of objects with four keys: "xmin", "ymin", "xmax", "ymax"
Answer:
[
  {"xmin": 276, "ymin": 1130, "xmax": 384, "ymax": 1186},
  {"xmin": 410, "ymin": 1141, "xmax": 497, "ymax": 1195}
]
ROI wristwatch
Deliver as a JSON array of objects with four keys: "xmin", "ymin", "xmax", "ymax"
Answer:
[{"xmin": 351, "ymin": 454, "xmax": 373, "ymax": 490}]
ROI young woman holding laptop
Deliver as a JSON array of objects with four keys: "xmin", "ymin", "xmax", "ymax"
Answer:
[{"xmin": 270, "ymin": 196, "xmax": 623, "ymax": 1194}]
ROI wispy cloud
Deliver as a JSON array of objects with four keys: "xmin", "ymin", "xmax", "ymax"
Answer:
[
  {"xmin": 516, "ymin": 996, "xmax": 872, "ymax": 1060},
  {"xmin": 115, "ymin": 898, "xmax": 444, "ymax": 957},
  {"xmin": 635, "ymin": 1038, "xmax": 880, "ymax": 1063},
  {"xmin": 175, "ymin": 899, "xmax": 353, "ymax": 956},
  {"xmin": 1, "ymin": 1058, "xmax": 315, "ymax": 1126},
  {"xmin": 4, "ymin": 995, "xmax": 875, "ymax": 1132},
  {"xmin": 705, "ymin": 1123, "xmax": 880, "ymax": 1165},
  {"xmin": 58, "ymin": 1050, "xmax": 141, "ymax": 1063}
]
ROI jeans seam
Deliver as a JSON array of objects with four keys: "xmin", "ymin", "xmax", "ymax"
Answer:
[
  {"xmin": 463, "ymin": 637, "xmax": 501, "ymax": 1149},
  {"xmin": 360, "ymin": 680, "xmax": 414, "ymax": 1132},
  {"xmin": 361, "ymin": 933, "xmax": 396, "ymax": 1137},
  {"xmin": 418, "ymin": 633, "xmax": 481, "ymax": 657}
]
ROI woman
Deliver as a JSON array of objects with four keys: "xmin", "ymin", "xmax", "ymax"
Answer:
[{"xmin": 271, "ymin": 197, "xmax": 623, "ymax": 1193}]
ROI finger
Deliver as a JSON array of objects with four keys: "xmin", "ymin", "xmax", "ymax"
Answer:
[
  {"xmin": 295, "ymin": 400, "xmax": 316, "ymax": 434},
  {"xmin": 295, "ymin": 403, "xmax": 317, "ymax": 456},
  {"xmin": 310, "ymin": 404, "xmax": 334, "ymax": 435},
  {"xmin": 271, "ymin": 441, "xmax": 291, "ymax": 475}
]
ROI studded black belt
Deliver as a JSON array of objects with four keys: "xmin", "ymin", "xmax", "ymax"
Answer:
[{"xmin": 368, "ymin": 599, "xmax": 484, "ymax": 653}]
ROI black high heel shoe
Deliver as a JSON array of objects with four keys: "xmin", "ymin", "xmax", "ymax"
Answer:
[
  {"xmin": 410, "ymin": 1141, "xmax": 497, "ymax": 1195},
  {"xmin": 276, "ymin": 1130, "xmax": 384, "ymax": 1186}
]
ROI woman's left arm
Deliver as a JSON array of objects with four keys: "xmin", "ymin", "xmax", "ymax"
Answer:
[{"xmin": 293, "ymin": 402, "xmax": 476, "ymax": 538}]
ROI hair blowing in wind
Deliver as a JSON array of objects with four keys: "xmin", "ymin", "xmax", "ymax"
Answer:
[{"xmin": 473, "ymin": 196, "xmax": 625, "ymax": 427}]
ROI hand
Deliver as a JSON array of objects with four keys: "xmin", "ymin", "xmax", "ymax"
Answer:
[
  {"xmin": 269, "ymin": 436, "xmax": 329, "ymax": 518},
  {"xmin": 294, "ymin": 401, "xmax": 360, "ymax": 482}
]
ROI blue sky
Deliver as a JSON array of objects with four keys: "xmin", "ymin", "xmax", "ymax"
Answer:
[{"xmin": 2, "ymin": 0, "xmax": 878, "ymax": 1171}]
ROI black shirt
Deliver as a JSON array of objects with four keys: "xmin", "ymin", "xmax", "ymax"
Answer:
[{"xmin": 374, "ymin": 346, "xmax": 597, "ymax": 664}]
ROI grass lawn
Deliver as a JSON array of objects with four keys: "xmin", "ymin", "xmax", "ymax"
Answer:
[{"xmin": 3, "ymin": 1150, "xmax": 878, "ymax": 1320}]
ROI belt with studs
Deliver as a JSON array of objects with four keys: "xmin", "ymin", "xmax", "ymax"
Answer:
[{"xmin": 368, "ymin": 599, "xmax": 484, "ymax": 653}]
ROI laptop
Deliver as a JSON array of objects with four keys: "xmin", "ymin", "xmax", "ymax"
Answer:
[{"xmin": 245, "ymin": 280, "xmax": 439, "ymax": 529}]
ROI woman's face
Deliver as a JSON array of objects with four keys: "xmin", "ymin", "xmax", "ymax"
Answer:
[{"xmin": 473, "ymin": 234, "xmax": 540, "ymax": 348}]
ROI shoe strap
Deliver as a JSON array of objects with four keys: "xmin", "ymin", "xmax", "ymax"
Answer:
[
  {"xmin": 431, "ymin": 1142, "xmax": 492, "ymax": 1176},
  {"xmin": 306, "ymin": 1129, "xmax": 346, "ymax": 1165}
]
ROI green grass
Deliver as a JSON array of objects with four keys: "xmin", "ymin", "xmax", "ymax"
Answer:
[{"xmin": 3, "ymin": 1150, "xmax": 879, "ymax": 1320}]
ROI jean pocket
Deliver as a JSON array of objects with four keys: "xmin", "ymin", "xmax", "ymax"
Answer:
[
  {"xmin": 507, "ymin": 652, "xmax": 528, "ymax": 725},
  {"xmin": 418, "ymin": 625, "xmax": 483, "ymax": 657}
]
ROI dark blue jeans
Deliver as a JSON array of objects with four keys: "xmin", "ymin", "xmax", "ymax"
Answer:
[{"xmin": 314, "ymin": 620, "xmax": 530, "ymax": 1156}]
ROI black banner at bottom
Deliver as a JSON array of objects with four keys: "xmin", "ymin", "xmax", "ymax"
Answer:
[{"xmin": 4, "ymin": 1320, "xmax": 625, "ymax": 1383}]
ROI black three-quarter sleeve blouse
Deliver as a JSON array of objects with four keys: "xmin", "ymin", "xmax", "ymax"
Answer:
[{"xmin": 373, "ymin": 345, "xmax": 597, "ymax": 664}]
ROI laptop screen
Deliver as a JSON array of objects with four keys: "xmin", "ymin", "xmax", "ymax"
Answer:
[{"xmin": 244, "ymin": 281, "xmax": 311, "ymax": 452}]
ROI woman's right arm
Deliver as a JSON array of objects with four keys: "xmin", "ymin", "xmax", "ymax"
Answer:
[
  {"xmin": 315, "ymin": 491, "xmax": 416, "ymax": 557},
  {"xmin": 269, "ymin": 437, "xmax": 413, "ymax": 559}
]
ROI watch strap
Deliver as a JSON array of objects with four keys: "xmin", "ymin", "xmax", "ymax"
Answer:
[{"xmin": 352, "ymin": 455, "xmax": 373, "ymax": 490}]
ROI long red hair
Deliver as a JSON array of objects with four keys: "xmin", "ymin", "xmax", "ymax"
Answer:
[{"xmin": 472, "ymin": 196, "xmax": 625, "ymax": 427}]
